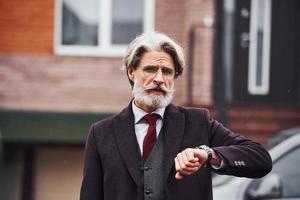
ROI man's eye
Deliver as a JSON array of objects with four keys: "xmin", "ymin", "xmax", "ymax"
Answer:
[
  {"xmin": 144, "ymin": 67, "xmax": 157, "ymax": 73},
  {"xmin": 162, "ymin": 68, "xmax": 174, "ymax": 75}
]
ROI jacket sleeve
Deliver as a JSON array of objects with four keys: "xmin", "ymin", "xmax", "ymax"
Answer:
[
  {"xmin": 203, "ymin": 109, "xmax": 272, "ymax": 178},
  {"xmin": 80, "ymin": 125, "xmax": 103, "ymax": 200}
]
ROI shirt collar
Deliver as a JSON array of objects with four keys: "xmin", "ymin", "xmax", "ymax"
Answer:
[{"xmin": 132, "ymin": 100, "xmax": 166, "ymax": 124}]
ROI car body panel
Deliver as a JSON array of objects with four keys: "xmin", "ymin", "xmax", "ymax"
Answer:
[{"xmin": 213, "ymin": 129, "xmax": 300, "ymax": 200}]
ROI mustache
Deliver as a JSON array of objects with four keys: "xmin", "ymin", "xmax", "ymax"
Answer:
[{"xmin": 144, "ymin": 83, "xmax": 174, "ymax": 93}]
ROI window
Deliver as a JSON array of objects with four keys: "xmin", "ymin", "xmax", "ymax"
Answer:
[
  {"xmin": 247, "ymin": 0, "xmax": 272, "ymax": 95},
  {"xmin": 55, "ymin": 0, "xmax": 155, "ymax": 57}
]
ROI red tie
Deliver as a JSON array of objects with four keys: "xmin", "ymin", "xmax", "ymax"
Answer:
[{"xmin": 142, "ymin": 113, "xmax": 160, "ymax": 160}]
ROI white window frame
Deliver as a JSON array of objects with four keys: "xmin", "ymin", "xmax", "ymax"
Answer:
[
  {"xmin": 54, "ymin": 0, "xmax": 155, "ymax": 57},
  {"xmin": 247, "ymin": 0, "xmax": 272, "ymax": 95}
]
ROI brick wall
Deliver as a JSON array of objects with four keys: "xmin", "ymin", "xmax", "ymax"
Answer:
[
  {"xmin": 155, "ymin": 0, "xmax": 187, "ymax": 105},
  {"xmin": 0, "ymin": 0, "xmax": 54, "ymax": 53},
  {"xmin": 156, "ymin": 0, "xmax": 215, "ymax": 106},
  {"xmin": 0, "ymin": 55, "xmax": 131, "ymax": 113},
  {"xmin": 184, "ymin": 0, "xmax": 215, "ymax": 106}
]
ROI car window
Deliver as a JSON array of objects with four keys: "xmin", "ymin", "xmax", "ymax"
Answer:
[
  {"xmin": 263, "ymin": 132, "xmax": 297, "ymax": 150},
  {"xmin": 272, "ymin": 145, "xmax": 300, "ymax": 198}
]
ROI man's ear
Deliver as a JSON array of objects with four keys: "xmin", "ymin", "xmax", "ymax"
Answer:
[{"xmin": 127, "ymin": 67, "xmax": 135, "ymax": 81}]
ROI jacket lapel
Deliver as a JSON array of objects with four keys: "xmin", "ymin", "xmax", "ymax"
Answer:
[
  {"xmin": 112, "ymin": 103, "xmax": 186, "ymax": 185},
  {"xmin": 163, "ymin": 104, "xmax": 185, "ymax": 180},
  {"xmin": 113, "ymin": 104, "xmax": 143, "ymax": 187}
]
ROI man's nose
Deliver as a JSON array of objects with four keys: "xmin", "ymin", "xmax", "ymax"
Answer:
[{"xmin": 153, "ymin": 69, "xmax": 165, "ymax": 84}]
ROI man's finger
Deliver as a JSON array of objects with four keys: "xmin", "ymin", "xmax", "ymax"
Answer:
[
  {"xmin": 176, "ymin": 153, "xmax": 186, "ymax": 170},
  {"xmin": 194, "ymin": 149, "xmax": 208, "ymax": 164},
  {"xmin": 184, "ymin": 149, "xmax": 199, "ymax": 163},
  {"xmin": 175, "ymin": 172, "xmax": 184, "ymax": 180}
]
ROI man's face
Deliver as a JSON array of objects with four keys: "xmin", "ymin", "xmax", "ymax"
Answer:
[{"xmin": 128, "ymin": 51, "xmax": 176, "ymax": 110}]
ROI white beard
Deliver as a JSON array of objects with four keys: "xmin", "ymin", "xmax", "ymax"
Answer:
[{"xmin": 132, "ymin": 79, "xmax": 175, "ymax": 109}]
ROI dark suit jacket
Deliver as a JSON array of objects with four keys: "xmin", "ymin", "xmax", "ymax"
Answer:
[{"xmin": 80, "ymin": 103, "xmax": 272, "ymax": 200}]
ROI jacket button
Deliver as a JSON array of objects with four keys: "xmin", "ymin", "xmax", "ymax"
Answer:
[
  {"xmin": 144, "ymin": 166, "xmax": 150, "ymax": 171},
  {"xmin": 145, "ymin": 190, "xmax": 152, "ymax": 195}
]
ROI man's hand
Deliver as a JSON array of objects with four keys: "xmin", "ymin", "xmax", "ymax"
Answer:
[{"xmin": 174, "ymin": 148, "xmax": 208, "ymax": 180}]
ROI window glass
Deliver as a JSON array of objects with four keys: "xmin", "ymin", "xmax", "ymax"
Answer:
[
  {"xmin": 254, "ymin": 1, "xmax": 264, "ymax": 87},
  {"xmin": 111, "ymin": 0, "xmax": 144, "ymax": 44},
  {"xmin": 56, "ymin": 0, "xmax": 154, "ymax": 56},
  {"xmin": 272, "ymin": 146, "xmax": 300, "ymax": 198},
  {"xmin": 62, "ymin": 0, "xmax": 99, "ymax": 46},
  {"xmin": 247, "ymin": 0, "xmax": 271, "ymax": 95}
]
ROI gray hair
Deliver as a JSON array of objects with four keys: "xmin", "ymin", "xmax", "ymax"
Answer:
[{"xmin": 124, "ymin": 32, "xmax": 185, "ymax": 86}]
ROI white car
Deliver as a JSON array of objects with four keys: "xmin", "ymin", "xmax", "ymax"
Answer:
[{"xmin": 213, "ymin": 127, "xmax": 300, "ymax": 200}]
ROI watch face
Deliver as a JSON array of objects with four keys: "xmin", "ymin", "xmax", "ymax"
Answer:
[{"xmin": 197, "ymin": 145, "xmax": 212, "ymax": 164}]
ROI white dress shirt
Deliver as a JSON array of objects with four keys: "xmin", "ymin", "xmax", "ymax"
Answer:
[{"xmin": 132, "ymin": 101, "xmax": 165, "ymax": 155}]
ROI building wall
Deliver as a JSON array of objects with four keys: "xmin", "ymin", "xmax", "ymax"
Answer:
[
  {"xmin": 33, "ymin": 146, "xmax": 83, "ymax": 200},
  {"xmin": 0, "ymin": 55, "xmax": 131, "ymax": 113},
  {"xmin": 0, "ymin": 0, "xmax": 54, "ymax": 54},
  {"xmin": 0, "ymin": 147, "xmax": 24, "ymax": 200},
  {"xmin": 156, "ymin": 0, "xmax": 215, "ymax": 106},
  {"xmin": 184, "ymin": 0, "xmax": 215, "ymax": 106},
  {"xmin": 0, "ymin": 0, "xmax": 215, "ymax": 113}
]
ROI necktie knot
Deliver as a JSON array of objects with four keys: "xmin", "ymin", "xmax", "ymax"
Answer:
[{"xmin": 143, "ymin": 113, "xmax": 160, "ymax": 125}]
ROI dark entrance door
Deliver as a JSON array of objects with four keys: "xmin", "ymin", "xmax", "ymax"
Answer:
[{"xmin": 232, "ymin": 0, "xmax": 300, "ymax": 105}]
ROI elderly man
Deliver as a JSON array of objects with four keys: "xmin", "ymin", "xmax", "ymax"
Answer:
[{"xmin": 80, "ymin": 32, "xmax": 272, "ymax": 200}]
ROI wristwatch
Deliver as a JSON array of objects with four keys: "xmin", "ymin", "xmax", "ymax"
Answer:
[{"xmin": 196, "ymin": 145, "xmax": 213, "ymax": 165}]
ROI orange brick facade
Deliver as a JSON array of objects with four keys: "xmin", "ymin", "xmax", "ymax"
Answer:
[
  {"xmin": 0, "ymin": 0, "xmax": 54, "ymax": 54},
  {"xmin": 0, "ymin": 0, "xmax": 215, "ymax": 113}
]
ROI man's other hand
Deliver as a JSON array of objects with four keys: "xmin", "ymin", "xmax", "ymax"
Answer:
[{"xmin": 174, "ymin": 148, "xmax": 208, "ymax": 180}]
